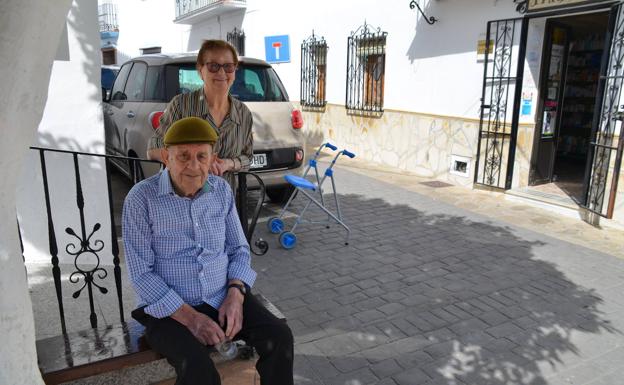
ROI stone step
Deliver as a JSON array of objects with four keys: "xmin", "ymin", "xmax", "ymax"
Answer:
[{"xmin": 505, "ymin": 187, "xmax": 583, "ymax": 219}]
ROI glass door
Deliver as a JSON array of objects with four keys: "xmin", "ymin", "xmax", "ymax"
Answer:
[{"xmin": 533, "ymin": 24, "xmax": 569, "ymax": 184}]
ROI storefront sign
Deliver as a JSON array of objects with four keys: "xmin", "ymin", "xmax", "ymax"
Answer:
[
  {"xmin": 476, "ymin": 33, "xmax": 493, "ymax": 62},
  {"xmin": 528, "ymin": 0, "xmax": 611, "ymax": 12},
  {"xmin": 477, "ymin": 38, "xmax": 493, "ymax": 56}
]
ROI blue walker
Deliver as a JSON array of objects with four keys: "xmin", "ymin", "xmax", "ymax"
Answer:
[{"xmin": 267, "ymin": 143, "xmax": 355, "ymax": 249}]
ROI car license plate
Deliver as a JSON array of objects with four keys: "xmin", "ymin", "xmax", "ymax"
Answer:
[{"xmin": 250, "ymin": 153, "xmax": 267, "ymax": 169}]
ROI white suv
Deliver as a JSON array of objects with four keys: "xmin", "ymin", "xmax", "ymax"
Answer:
[{"xmin": 103, "ymin": 53, "xmax": 305, "ymax": 202}]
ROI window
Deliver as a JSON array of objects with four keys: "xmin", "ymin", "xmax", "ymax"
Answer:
[
  {"xmin": 177, "ymin": 65, "xmax": 204, "ymax": 94},
  {"xmin": 364, "ymin": 53, "xmax": 384, "ymax": 108},
  {"xmin": 144, "ymin": 66, "xmax": 165, "ymax": 101},
  {"xmin": 163, "ymin": 63, "xmax": 287, "ymax": 103},
  {"xmin": 124, "ymin": 62, "xmax": 147, "ymax": 101},
  {"xmin": 102, "ymin": 48, "xmax": 116, "ymax": 65},
  {"xmin": 110, "ymin": 62, "xmax": 132, "ymax": 101},
  {"xmin": 230, "ymin": 65, "xmax": 287, "ymax": 102},
  {"xmin": 346, "ymin": 23, "xmax": 387, "ymax": 115},
  {"xmin": 227, "ymin": 28, "xmax": 245, "ymax": 56},
  {"xmin": 300, "ymin": 33, "xmax": 328, "ymax": 109},
  {"xmin": 140, "ymin": 46, "xmax": 161, "ymax": 55}
]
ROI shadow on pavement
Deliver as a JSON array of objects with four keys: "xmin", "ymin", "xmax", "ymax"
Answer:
[
  {"xmin": 251, "ymin": 193, "xmax": 619, "ymax": 385},
  {"xmin": 26, "ymin": 184, "xmax": 621, "ymax": 384}
]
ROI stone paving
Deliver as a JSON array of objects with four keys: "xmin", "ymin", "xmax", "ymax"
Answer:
[
  {"xmin": 27, "ymin": 161, "xmax": 624, "ymax": 385},
  {"xmin": 251, "ymin": 163, "xmax": 624, "ymax": 385}
]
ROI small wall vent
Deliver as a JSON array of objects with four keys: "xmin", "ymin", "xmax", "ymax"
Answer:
[{"xmin": 450, "ymin": 155, "xmax": 471, "ymax": 177}]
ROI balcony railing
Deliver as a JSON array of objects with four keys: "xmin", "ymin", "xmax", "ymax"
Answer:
[
  {"xmin": 98, "ymin": 3, "xmax": 118, "ymax": 32},
  {"xmin": 174, "ymin": 0, "xmax": 247, "ymax": 24}
]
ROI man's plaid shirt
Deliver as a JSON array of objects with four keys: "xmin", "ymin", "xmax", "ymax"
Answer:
[{"xmin": 122, "ymin": 169, "xmax": 257, "ymax": 318}]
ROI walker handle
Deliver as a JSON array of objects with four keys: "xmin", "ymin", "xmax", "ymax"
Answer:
[
  {"xmin": 324, "ymin": 143, "xmax": 337, "ymax": 151},
  {"xmin": 342, "ymin": 149, "xmax": 356, "ymax": 158}
]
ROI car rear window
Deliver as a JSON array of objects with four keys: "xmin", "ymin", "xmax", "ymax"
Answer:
[{"xmin": 164, "ymin": 63, "xmax": 288, "ymax": 102}]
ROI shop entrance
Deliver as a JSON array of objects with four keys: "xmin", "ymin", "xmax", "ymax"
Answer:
[{"xmin": 531, "ymin": 12, "xmax": 610, "ymax": 203}]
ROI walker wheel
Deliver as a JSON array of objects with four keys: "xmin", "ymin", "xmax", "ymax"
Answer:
[
  {"xmin": 268, "ymin": 217, "xmax": 284, "ymax": 234},
  {"xmin": 279, "ymin": 231, "xmax": 297, "ymax": 249}
]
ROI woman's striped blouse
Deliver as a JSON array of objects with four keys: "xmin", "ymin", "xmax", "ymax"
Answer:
[{"xmin": 149, "ymin": 89, "xmax": 253, "ymax": 191}]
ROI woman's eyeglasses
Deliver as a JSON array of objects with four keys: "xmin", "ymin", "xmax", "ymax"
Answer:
[{"xmin": 203, "ymin": 62, "xmax": 237, "ymax": 73}]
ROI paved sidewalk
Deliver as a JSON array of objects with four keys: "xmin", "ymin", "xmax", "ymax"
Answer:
[
  {"xmin": 327, "ymin": 154, "xmax": 624, "ymax": 259},
  {"xmin": 248, "ymin": 160, "xmax": 624, "ymax": 385},
  {"xmin": 27, "ymin": 158, "xmax": 624, "ymax": 385}
]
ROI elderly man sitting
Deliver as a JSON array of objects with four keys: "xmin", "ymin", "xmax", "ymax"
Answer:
[{"xmin": 122, "ymin": 117, "xmax": 294, "ymax": 385}]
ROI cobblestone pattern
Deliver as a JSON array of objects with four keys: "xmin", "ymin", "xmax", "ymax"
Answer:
[
  {"xmin": 29, "ymin": 165, "xmax": 624, "ymax": 385},
  {"xmin": 251, "ymin": 164, "xmax": 624, "ymax": 385}
]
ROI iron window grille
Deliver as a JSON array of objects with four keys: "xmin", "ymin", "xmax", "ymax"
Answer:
[
  {"xmin": 346, "ymin": 22, "xmax": 387, "ymax": 116},
  {"xmin": 300, "ymin": 32, "xmax": 328, "ymax": 110},
  {"xmin": 227, "ymin": 27, "xmax": 246, "ymax": 56}
]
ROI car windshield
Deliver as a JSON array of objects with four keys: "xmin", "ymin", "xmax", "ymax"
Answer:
[{"xmin": 166, "ymin": 63, "xmax": 287, "ymax": 102}]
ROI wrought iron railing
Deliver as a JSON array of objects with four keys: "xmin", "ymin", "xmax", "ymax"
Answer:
[
  {"xmin": 175, "ymin": 0, "xmax": 247, "ymax": 20},
  {"xmin": 28, "ymin": 147, "xmax": 266, "ymax": 334},
  {"xmin": 474, "ymin": 18, "xmax": 527, "ymax": 190},
  {"xmin": 301, "ymin": 31, "xmax": 328, "ymax": 110},
  {"xmin": 346, "ymin": 22, "xmax": 387, "ymax": 116},
  {"xmin": 583, "ymin": 4, "xmax": 624, "ymax": 218},
  {"xmin": 227, "ymin": 27, "xmax": 246, "ymax": 56}
]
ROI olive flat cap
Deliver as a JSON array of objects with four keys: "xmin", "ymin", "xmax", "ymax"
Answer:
[{"xmin": 164, "ymin": 117, "xmax": 218, "ymax": 146}]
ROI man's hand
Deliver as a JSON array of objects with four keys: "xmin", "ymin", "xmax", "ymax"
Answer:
[
  {"xmin": 188, "ymin": 312, "xmax": 225, "ymax": 345},
  {"xmin": 172, "ymin": 304, "xmax": 225, "ymax": 345},
  {"xmin": 218, "ymin": 287, "xmax": 244, "ymax": 339},
  {"xmin": 210, "ymin": 157, "xmax": 234, "ymax": 176}
]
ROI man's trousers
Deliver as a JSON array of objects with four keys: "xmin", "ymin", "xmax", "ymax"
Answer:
[{"xmin": 133, "ymin": 292, "xmax": 294, "ymax": 385}]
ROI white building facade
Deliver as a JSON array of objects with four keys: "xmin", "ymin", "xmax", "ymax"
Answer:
[
  {"xmin": 1, "ymin": 0, "xmax": 73, "ymax": 383},
  {"xmin": 104, "ymin": 0, "xmax": 624, "ymax": 226},
  {"xmin": 19, "ymin": 0, "xmax": 111, "ymax": 265}
]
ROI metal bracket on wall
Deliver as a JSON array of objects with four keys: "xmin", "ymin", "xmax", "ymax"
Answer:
[
  {"xmin": 514, "ymin": 0, "xmax": 528, "ymax": 14},
  {"xmin": 409, "ymin": 0, "xmax": 438, "ymax": 25}
]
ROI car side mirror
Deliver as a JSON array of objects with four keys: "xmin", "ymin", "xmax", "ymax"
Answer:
[{"xmin": 111, "ymin": 91, "xmax": 127, "ymax": 102}]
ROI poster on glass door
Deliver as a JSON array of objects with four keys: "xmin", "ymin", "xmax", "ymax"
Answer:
[{"xmin": 542, "ymin": 109, "xmax": 556, "ymax": 137}]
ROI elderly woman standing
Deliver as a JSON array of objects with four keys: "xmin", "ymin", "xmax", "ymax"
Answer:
[{"xmin": 147, "ymin": 40, "xmax": 252, "ymax": 192}]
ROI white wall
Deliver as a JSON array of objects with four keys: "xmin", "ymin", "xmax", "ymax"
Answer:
[
  {"xmin": 0, "ymin": 1, "xmax": 72, "ymax": 383},
  {"xmin": 108, "ymin": 0, "xmax": 518, "ymax": 119},
  {"xmin": 187, "ymin": 9, "xmax": 245, "ymax": 51},
  {"xmin": 17, "ymin": 0, "xmax": 113, "ymax": 266},
  {"xmin": 238, "ymin": 0, "xmax": 517, "ymax": 119}
]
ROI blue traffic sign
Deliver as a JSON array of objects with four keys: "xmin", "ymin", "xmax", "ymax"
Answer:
[{"xmin": 264, "ymin": 35, "xmax": 291, "ymax": 63}]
